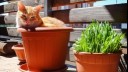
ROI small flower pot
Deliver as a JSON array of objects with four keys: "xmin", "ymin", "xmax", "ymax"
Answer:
[
  {"xmin": 12, "ymin": 44, "xmax": 26, "ymax": 64},
  {"xmin": 74, "ymin": 51, "xmax": 121, "ymax": 72},
  {"xmin": 20, "ymin": 27, "xmax": 73, "ymax": 71}
]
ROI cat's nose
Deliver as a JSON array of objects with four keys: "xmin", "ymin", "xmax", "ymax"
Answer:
[{"xmin": 26, "ymin": 20, "xmax": 30, "ymax": 25}]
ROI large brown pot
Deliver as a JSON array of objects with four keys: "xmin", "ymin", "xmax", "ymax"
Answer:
[
  {"xmin": 74, "ymin": 51, "xmax": 121, "ymax": 72},
  {"xmin": 20, "ymin": 27, "xmax": 73, "ymax": 71},
  {"xmin": 12, "ymin": 44, "xmax": 26, "ymax": 64}
]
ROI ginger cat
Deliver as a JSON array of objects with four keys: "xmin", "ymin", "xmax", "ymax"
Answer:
[{"xmin": 16, "ymin": 1, "xmax": 65, "ymax": 31}]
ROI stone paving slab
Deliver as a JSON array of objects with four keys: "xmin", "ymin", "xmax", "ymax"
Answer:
[{"xmin": 0, "ymin": 56, "xmax": 20, "ymax": 72}]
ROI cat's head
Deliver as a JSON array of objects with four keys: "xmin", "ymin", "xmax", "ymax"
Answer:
[{"xmin": 17, "ymin": 1, "xmax": 42, "ymax": 27}]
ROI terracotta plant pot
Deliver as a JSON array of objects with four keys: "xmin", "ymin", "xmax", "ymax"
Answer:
[
  {"xmin": 20, "ymin": 27, "xmax": 73, "ymax": 71},
  {"xmin": 74, "ymin": 52, "xmax": 121, "ymax": 72},
  {"xmin": 12, "ymin": 44, "xmax": 26, "ymax": 64}
]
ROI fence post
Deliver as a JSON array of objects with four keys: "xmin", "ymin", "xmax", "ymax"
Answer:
[{"xmin": 44, "ymin": 0, "xmax": 52, "ymax": 17}]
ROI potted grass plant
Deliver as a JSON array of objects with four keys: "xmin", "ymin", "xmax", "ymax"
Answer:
[{"xmin": 72, "ymin": 21, "xmax": 125, "ymax": 72}]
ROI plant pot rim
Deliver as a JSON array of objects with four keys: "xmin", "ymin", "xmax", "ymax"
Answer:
[
  {"xmin": 36, "ymin": 27, "xmax": 73, "ymax": 31},
  {"xmin": 73, "ymin": 50, "xmax": 122, "ymax": 55},
  {"xmin": 12, "ymin": 45, "xmax": 24, "ymax": 50},
  {"xmin": 18, "ymin": 27, "xmax": 73, "ymax": 32}
]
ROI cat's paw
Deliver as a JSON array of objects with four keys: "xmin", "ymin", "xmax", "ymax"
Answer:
[{"xmin": 17, "ymin": 28, "xmax": 28, "ymax": 32}]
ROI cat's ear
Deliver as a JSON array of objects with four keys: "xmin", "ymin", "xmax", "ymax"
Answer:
[
  {"xmin": 34, "ymin": 5, "xmax": 42, "ymax": 13},
  {"xmin": 18, "ymin": 1, "xmax": 26, "ymax": 13}
]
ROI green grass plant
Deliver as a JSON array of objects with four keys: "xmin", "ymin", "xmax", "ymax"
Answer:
[{"xmin": 73, "ymin": 21, "xmax": 124, "ymax": 53}]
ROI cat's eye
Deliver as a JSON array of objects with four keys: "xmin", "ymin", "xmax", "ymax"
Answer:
[
  {"xmin": 21, "ymin": 15, "xmax": 27, "ymax": 20},
  {"xmin": 22, "ymin": 15, "xmax": 26, "ymax": 17}
]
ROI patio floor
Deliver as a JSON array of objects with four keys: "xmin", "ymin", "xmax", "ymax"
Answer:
[{"xmin": 0, "ymin": 48, "xmax": 77, "ymax": 72}]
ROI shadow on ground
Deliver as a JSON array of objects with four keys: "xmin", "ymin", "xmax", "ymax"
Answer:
[
  {"xmin": 67, "ymin": 70, "xmax": 76, "ymax": 72},
  {"xmin": 0, "ymin": 52, "xmax": 16, "ymax": 58}
]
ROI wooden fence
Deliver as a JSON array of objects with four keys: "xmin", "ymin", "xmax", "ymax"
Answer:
[
  {"xmin": 0, "ymin": 0, "xmax": 127, "ymax": 41},
  {"xmin": 0, "ymin": 0, "xmax": 95, "ymax": 25},
  {"xmin": 0, "ymin": 0, "xmax": 127, "ymax": 43}
]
